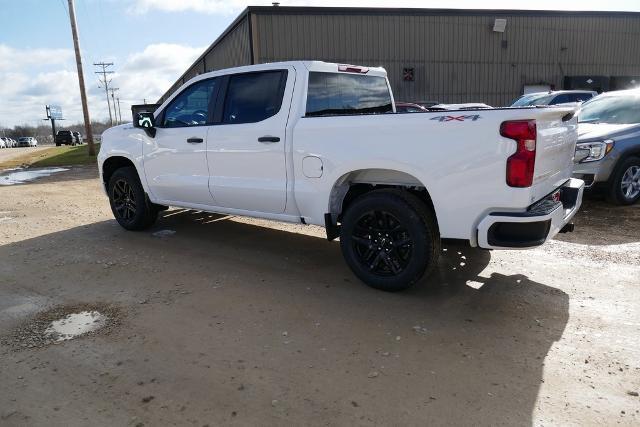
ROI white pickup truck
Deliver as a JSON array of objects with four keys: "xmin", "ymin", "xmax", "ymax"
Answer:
[{"xmin": 98, "ymin": 61, "xmax": 584, "ymax": 291}]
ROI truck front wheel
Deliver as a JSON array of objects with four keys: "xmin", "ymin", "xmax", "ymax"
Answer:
[
  {"xmin": 107, "ymin": 166, "xmax": 158, "ymax": 230},
  {"xmin": 339, "ymin": 189, "xmax": 441, "ymax": 292}
]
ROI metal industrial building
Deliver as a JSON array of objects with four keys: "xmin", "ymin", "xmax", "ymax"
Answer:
[{"xmin": 159, "ymin": 6, "xmax": 640, "ymax": 106}]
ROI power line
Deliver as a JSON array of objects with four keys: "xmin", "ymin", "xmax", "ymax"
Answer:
[
  {"xmin": 58, "ymin": 0, "xmax": 68, "ymax": 16},
  {"xmin": 94, "ymin": 62, "xmax": 114, "ymax": 126}
]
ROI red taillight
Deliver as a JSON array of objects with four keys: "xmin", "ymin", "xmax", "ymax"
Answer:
[{"xmin": 501, "ymin": 120, "xmax": 537, "ymax": 188}]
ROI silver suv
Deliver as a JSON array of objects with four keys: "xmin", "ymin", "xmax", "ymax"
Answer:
[
  {"xmin": 573, "ymin": 89, "xmax": 640, "ymax": 205},
  {"xmin": 511, "ymin": 90, "xmax": 597, "ymax": 107}
]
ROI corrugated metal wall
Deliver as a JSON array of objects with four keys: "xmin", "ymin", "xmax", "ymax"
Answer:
[
  {"xmin": 159, "ymin": 9, "xmax": 640, "ymax": 106},
  {"xmin": 202, "ymin": 17, "xmax": 251, "ymax": 73},
  {"xmin": 158, "ymin": 16, "xmax": 252, "ymax": 103},
  {"xmin": 252, "ymin": 10, "xmax": 640, "ymax": 106}
]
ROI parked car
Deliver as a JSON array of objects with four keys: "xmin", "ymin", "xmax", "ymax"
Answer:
[
  {"xmin": 55, "ymin": 130, "xmax": 75, "ymax": 146},
  {"xmin": 17, "ymin": 137, "xmax": 37, "ymax": 147},
  {"xmin": 414, "ymin": 100, "xmax": 440, "ymax": 108},
  {"xmin": 573, "ymin": 89, "xmax": 640, "ymax": 205},
  {"xmin": 428, "ymin": 103, "xmax": 492, "ymax": 111},
  {"xmin": 73, "ymin": 132, "xmax": 83, "ymax": 144},
  {"xmin": 0, "ymin": 137, "xmax": 16, "ymax": 148},
  {"xmin": 511, "ymin": 90, "xmax": 597, "ymax": 107},
  {"xmin": 395, "ymin": 102, "xmax": 428, "ymax": 113},
  {"xmin": 99, "ymin": 61, "xmax": 583, "ymax": 292}
]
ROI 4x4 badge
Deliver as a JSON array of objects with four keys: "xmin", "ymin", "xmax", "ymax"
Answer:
[{"xmin": 430, "ymin": 115, "xmax": 482, "ymax": 122}]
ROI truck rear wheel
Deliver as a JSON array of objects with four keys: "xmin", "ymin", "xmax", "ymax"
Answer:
[
  {"xmin": 339, "ymin": 189, "xmax": 440, "ymax": 292},
  {"xmin": 108, "ymin": 166, "xmax": 158, "ymax": 230}
]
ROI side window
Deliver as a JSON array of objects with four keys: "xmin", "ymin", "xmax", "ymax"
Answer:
[
  {"xmin": 222, "ymin": 71, "xmax": 287, "ymax": 124},
  {"xmin": 550, "ymin": 94, "xmax": 570, "ymax": 105},
  {"xmin": 306, "ymin": 72, "xmax": 393, "ymax": 117},
  {"xmin": 569, "ymin": 93, "xmax": 591, "ymax": 103},
  {"xmin": 162, "ymin": 78, "xmax": 217, "ymax": 128}
]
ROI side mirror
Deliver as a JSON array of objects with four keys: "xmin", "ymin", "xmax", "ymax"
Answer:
[
  {"xmin": 135, "ymin": 112, "xmax": 155, "ymax": 129},
  {"xmin": 135, "ymin": 112, "xmax": 156, "ymax": 137}
]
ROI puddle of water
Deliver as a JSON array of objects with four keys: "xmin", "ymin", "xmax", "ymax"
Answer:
[
  {"xmin": 44, "ymin": 311, "xmax": 106, "ymax": 341},
  {"xmin": 0, "ymin": 167, "xmax": 68, "ymax": 186}
]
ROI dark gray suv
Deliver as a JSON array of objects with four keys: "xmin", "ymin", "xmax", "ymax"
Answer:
[{"xmin": 573, "ymin": 89, "xmax": 640, "ymax": 205}]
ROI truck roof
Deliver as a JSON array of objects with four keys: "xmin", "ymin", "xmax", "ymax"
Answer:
[
  {"xmin": 302, "ymin": 61, "xmax": 387, "ymax": 77},
  {"xmin": 155, "ymin": 61, "xmax": 389, "ymax": 112},
  {"xmin": 185, "ymin": 61, "xmax": 388, "ymax": 85}
]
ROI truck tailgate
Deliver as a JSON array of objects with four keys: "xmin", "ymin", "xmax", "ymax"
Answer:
[{"xmin": 531, "ymin": 107, "xmax": 579, "ymax": 201}]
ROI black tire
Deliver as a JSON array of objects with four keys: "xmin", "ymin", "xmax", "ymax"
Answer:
[
  {"xmin": 56, "ymin": 143, "xmax": 61, "ymax": 147},
  {"xmin": 108, "ymin": 166, "xmax": 158, "ymax": 230},
  {"xmin": 339, "ymin": 189, "xmax": 441, "ymax": 292},
  {"xmin": 607, "ymin": 156, "xmax": 640, "ymax": 205}
]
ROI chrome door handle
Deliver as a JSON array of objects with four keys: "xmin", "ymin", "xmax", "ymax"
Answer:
[
  {"xmin": 258, "ymin": 136, "xmax": 280, "ymax": 143},
  {"xmin": 187, "ymin": 137, "xmax": 203, "ymax": 143}
]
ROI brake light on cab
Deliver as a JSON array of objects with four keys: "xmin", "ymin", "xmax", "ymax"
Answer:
[
  {"xmin": 338, "ymin": 64, "xmax": 369, "ymax": 74},
  {"xmin": 500, "ymin": 120, "xmax": 537, "ymax": 188}
]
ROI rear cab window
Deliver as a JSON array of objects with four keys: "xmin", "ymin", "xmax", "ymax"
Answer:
[{"xmin": 305, "ymin": 72, "xmax": 393, "ymax": 117}]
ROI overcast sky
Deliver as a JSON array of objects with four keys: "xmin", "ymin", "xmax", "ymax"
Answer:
[{"xmin": 1, "ymin": 0, "xmax": 639, "ymax": 128}]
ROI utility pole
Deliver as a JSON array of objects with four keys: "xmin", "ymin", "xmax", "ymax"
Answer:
[
  {"xmin": 109, "ymin": 88, "xmax": 119, "ymax": 125},
  {"xmin": 67, "ymin": 0, "xmax": 95, "ymax": 156},
  {"xmin": 94, "ymin": 62, "xmax": 114, "ymax": 126},
  {"xmin": 116, "ymin": 96, "xmax": 123, "ymax": 123}
]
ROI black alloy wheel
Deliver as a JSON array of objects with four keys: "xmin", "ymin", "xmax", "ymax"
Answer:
[
  {"xmin": 107, "ymin": 166, "xmax": 158, "ymax": 230},
  {"xmin": 339, "ymin": 189, "xmax": 440, "ymax": 292},
  {"xmin": 112, "ymin": 178, "xmax": 137, "ymax": 223},
  {"xmin": 351, "ymin": 210, "xmax": 413, "ymax": 276}
]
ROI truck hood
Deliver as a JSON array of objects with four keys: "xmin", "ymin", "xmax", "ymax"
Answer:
[{"xmin": 577, "ymin": 123, "xmax": 640, "ymax": 140}]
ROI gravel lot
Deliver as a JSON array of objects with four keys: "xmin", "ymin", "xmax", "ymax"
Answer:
[{"xmin": 0, "ymin": 166, "xmax": 639, "ymax": 426}]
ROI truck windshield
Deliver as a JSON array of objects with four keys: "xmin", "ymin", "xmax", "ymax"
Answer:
[
  {"xmin": 579, "ymin": 95, "xmax": 640, "ymax": 124},
  {"xmin": 305, "ymin": 72, "xmax": 393, "ymax": 117}
]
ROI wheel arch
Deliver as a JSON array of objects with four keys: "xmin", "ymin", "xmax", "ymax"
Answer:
[
  {"xmin": 618, "ymin": 146, "xmax": 640, "ymax": 160},
  {"xmin": 609, "ymin": 148, "xmax": 640, "ymax": 183},
  {"xmin": 326, "ymin": 168, "xmax": 439, "ymax": 237},
  {"xmin": 101, "ymin": 155, "xmax": 141, "ymax": 191}
]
